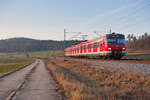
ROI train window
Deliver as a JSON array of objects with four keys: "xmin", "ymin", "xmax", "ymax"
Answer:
[
  {"xmin": 84, "ymin": 45, "xmax": 86, "ymax": 50},
  {"xmin": 96, "ymin": 42, "xmax": 97, "ymax": 48},
  {"xmin": 98, "ymin": 42, "xmax": 100, "ymax": 47},
  {"xmin": 86, "ymin": 45, "xmax": 88, "ymax": 49},
  {"xmin": 91, "ymin": 44, "xmax": 93, "ymax": 48},
  {"xmin": 94, "ymin": 42, "xmax": 97, "ymax": 48},
  {"xmin": 117, "ymin": 39, "xmax": 125, "ymax": 44},
  {"xmin": 103, "ymin": 41, "xmax": 105, "ymax": 45},
  {"xmin": 90, "ymin": 44, "xmax": 92, "ymax": 48},
  {"xmin": 88, "ymin": 44, "xmax": 90, "ymax": 49},
  {"xmin": 88, "ymin": 44, "xmax": 92, "ymax": 49},
  {"xmin": 100, "ymin": 41, "xmax": 102, "ymax": 47}
]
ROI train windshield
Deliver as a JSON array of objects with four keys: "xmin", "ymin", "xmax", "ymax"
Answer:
[{"xmin": 107, "ymin": 37, "xmax": 125, "ymax": 45}]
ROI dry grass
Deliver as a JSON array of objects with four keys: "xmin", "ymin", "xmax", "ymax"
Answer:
[{"xmin": 44, "ymin": 58, "xmax": 150, "ymax": 100}]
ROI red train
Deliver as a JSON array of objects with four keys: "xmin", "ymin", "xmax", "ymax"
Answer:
[{"xmin": 65, "ymin": 33, "xmax": 126, "ymax": 59}]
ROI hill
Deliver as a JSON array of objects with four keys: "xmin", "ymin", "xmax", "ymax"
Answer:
[{"xmin": 0, "ymin": 37, "xmax": 84, "ymax": 52}]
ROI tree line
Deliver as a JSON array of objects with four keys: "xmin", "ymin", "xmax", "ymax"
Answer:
[
  {"xmin": 0, "ymin": 37, "xmax": 84, "ymax": 52},
  {"xmin": 126, "ymin": 33, "xmax": 150, "ymax": 51}
]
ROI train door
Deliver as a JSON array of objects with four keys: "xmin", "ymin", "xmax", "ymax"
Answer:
[
  {"xmin": 84, "ymin": 45, "xmax": 87, "ymax": 54},
  {"xmin": 77, "ymin": 47, "xmax": 79, "ymax": 54},
  {"xmin": 79, "ymin": 46, "xmax": 81, "ymax": 54},
  {"xmin": 91, "ymin": 43, "xmax": 93, "ymax": 53},
  {"xmin": 93, "ymin": 42, "xmax": 98, "ymax": 52},
  {"xmin": 83, "ymin": 45, "xmax": 86, "ymax": 54},
  {"xmin": 97, "ymin": 42, "xmax": 100, "ymax": 53},
  {"xmin": 80, "ymin": 46, "xmax": 82, "ymax": 54},
  {"xmin": 100, "ymin": 41, "xmax": 103, "ymax": 53},
  {"xmin": 93, "ymin": 43, "xmax": 96, "ymax": 52},
  {"xmin": 102, "ymin": 40, "xmax": 105, "ymax": 53},
  {"xmin": 88, "ymin": 44, "xmax": 91, "ymax": 53},
  {"xmin": 81, "ymin": 45, "xmax": 83, "ymax": 54}
]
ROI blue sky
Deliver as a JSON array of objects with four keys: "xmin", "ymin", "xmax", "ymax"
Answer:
[{"xmin": 0, "ymin": 0, "xmax": 150, "ymax": 40}]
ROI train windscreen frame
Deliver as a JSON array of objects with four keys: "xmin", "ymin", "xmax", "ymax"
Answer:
[{"xmin": 106, "ymin": 34, "xmax": 125, "ymax": 45}]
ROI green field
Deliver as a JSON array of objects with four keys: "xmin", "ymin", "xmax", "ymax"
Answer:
[
  {"xmin": 0, "ymin": 50, "xmax": 64, "ymax": 58},
  {"xmin": 0, "ymin": 57, "xmax": 34, "ymax": 77},
  {"xmin": 28, "ymin": 50, "xmax": 64, "ymax": 57}
]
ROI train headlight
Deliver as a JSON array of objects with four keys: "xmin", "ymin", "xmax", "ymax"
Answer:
[
  {"xmin": 108, "ymin": 48, "xmax": 111, "ymax": 50},
  {"xmin": 122, "ymin": 48, "xmax": 125, "ymax": 50}
]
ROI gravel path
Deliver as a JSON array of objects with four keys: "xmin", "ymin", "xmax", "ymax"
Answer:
[
  {"xmin": 67, "ymin": 58, "xmax": 150, "ymax": 75},
  {"xmin": 13, "ymin": 60, "xmax": 60, "ymax": 100},
  {"xmin": 0, "ymin": 59, "xmax": 38, "ymax": 100}
]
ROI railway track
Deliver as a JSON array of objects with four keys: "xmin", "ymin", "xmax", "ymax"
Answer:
[
  {"xmin": 59, "ymin": 57, "xmax": 150, "ymax": 75},
  {"xmin": 63, "ymin": 53, "xmax": 150, "ymax": 64}
]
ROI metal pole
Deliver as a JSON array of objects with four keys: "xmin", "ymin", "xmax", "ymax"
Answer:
[
  {"xmin": 110, "ymin": 28, "xmax": 112, "ymax": 34},
  {"xmin": 64, "ymin": 29, "xmax": 66, "ymax": 45},
  {"xmin": 64, "ymin": 29, "xmax": 66, "ymax": 61}
]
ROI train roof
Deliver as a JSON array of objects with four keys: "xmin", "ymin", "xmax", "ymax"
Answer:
[{"xmin": 106, "ymin": 33, "xmax": 125, "ymax": 38}]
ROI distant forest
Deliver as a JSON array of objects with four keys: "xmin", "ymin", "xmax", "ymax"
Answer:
[
  {"xmin": 126, "ymin": 33, "xmax": 150, "ymax": 51},
  {"xmin": 0, "ymin": 38, "xmax": 84, "ymax": 52}
]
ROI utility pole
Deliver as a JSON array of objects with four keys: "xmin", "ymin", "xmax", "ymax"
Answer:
[
  {"xmin": 63, "ymin": 29, "xmax": 83, "ymax": 61},
  {"xmin": 64, "ymin": 29, "xmax": 66, "ymax": 61},
  {"xmin": 81, "ymin": 35, "xmax": 88, "ymax": 41},
  {"xmin": 53, "ymin": 42, "xmax": 56, "ymax": 59},
  {"xmin": 64, "ymin": 28, "xmax": 66, "ymax": 48},
  {"xmin": 109, "ymin": 28, "xmax": 112, "ymax": 34}
]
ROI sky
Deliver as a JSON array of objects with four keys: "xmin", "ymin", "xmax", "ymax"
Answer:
[{"xmin": 0, "ymin": 0, "xmax": 150, "ymax": 40}]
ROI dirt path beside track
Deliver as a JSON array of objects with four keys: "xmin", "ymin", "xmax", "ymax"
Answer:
[
  {"xmin": 0, "ymin": 60, "xmax": 38, "ymax": 100},
  {"xmin": 12, "ymin": 60, "xmax": 61, "ymax": 100},
  {"xmin": 0, "ymin": 59, "xmax": 61, "ymax": 100}
]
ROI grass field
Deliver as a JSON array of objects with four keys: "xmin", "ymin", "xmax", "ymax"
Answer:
[
  {"xmin": 126, "ymin": 49, "xmax": 150, "ymax": 55},
  {"xmin": 45, "ymin": 58, "xmax": 150, "ymax": 100},
  {"xmin": 0, "ymin": 50, "xmax": 64, "ymax": 58},
  {"xmin": 0, "ymin": 57, "xmax": 34, "ymax": 77},
  {"xmin": 28, "ymin": 50, "xmax": 64, "ymax": 57}
]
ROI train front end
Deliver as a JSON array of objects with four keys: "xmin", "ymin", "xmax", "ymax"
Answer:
[{"xmin": 105, "ymin": 33, "xmax": 126, "ymax": 59}]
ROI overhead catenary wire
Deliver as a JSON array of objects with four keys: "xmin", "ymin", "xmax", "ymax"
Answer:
[
  {"xmin": 85, "ymin": 0, "xmax": 149, "ymax": 36},
  {"xmin": 93, "ymin": 2, "xmax": 148, "ymax": 31},
  {"xmin": 115, "ymin": 3, "xmax": 150, "ymax": 31},
  {"xmin": 67, "ymin": 0, "xmax": 149, "ymax": 40},
  {"xmin": 86, "ymin": 0, "xmax": 144, "ymax": 31},
  {"xmin": 104, "ymin": 3, "xmax": 148, "ymax": 30}
]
